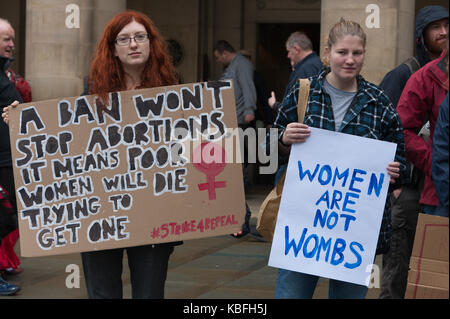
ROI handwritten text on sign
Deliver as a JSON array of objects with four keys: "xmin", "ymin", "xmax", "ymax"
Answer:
[
  {"xmin": 268, "ymin": 128, "xmax": 396, "ymax": 286},
  {"xmin": 10, "ymin": 82, "xmax": 246, "ymax": 257}
]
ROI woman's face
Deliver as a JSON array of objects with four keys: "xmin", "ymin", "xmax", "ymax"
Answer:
[
  {"xmin": 114, "ymin": 20, "xmax": 150, "ymax": 71},
  {"xmin": 326, "ymin": 35, "xmax": 365, "ymax": 83}
]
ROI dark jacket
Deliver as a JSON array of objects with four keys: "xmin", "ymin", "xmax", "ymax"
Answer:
[
  {"xmin": 272, "ymin": 52, "xmax": 323, "ymax": 113},
  {"xmin": 283, "ymin": 52, "xmax": 322, "ymax": 99},
  {"xmin": 379, "ymin": 5, "xmax": 449, "ymax": 107},
  {"xmin": 432, "ymin": 94, "xmax": 449, "ymax": 217},
  {"xmin": 272, "ymin": 52, "xmax": 323, "ymax": 163},
  {"xmin": 0, "ymin": 56, "xmax": 23, "ymax": 167},
  {"xmin": 253, "ymin": 70, "xmax": 274, "ymax": 125},
  {"xmin": 0, "ymin": 184, "xmax": 16, "ymax": 240}
]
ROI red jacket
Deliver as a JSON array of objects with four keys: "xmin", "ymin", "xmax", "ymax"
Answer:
[{"xmin": 397, "ymin": 51, "xmax": 449, "ymax": 206}]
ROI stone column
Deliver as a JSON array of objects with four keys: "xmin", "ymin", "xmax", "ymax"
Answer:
[
  {"xmin": 92, "ymin": 0, "xmax": 127, "ymax": 48},
  {"xmin": 25, "ymin": 0, "xmax": 125, "ymax": 101},
  {"xmin": 320, "ymin": 0, "xmax": 415, "ymax": 85},
  {"xmin": 396, "ymin": 0, "xmax": 416, "ymax": 65}
]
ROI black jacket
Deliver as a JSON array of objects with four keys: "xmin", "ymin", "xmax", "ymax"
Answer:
[
  {"xmin": 0, "ymin": 56, "xmax": 23, "ymax": 167},
  {"xmin": 432, "ymin": 93, "xmax": 449, "ymax": 217},
  {"xmin": 379, "ymin": 5, "xmax": 449, "ymax": 107}
]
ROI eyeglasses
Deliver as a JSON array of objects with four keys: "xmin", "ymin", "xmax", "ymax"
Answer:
[{"xmin": 115, "ymin": 33, "xmax": 149, "ymax": 46}]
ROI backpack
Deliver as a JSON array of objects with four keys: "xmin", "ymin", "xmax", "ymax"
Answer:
[
  {"xmin": 401, "ymin": 56, "xmax": 429, "ymax": 189},
  {"xmin": 403, "ymin": 57, "xmax": 421, "ymax": 75}
]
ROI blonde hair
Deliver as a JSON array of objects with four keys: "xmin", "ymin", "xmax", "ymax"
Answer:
[
  {"xmin": 327, "ymin": 18, "xmax": 366, "ymax": 48},
  {"xmin": 322, "ymin": 18, "xmax": 367, "ymax": 66}
]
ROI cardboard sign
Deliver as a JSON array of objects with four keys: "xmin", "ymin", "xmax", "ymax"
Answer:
[
  {"xmin": 405, "ymin": 213, "xmax": 449, "ymax": 299},
  {"xmin": 9, "ymin": 81, "xmax": 246, "ymax": 257},
  {"xmin": 268, "ymin": 128, "xmax": 396, "ymax": 286}
]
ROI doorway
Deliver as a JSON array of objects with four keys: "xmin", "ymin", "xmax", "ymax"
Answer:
[{"xmin": 256, "ymin": 23, "xmax": 321, "ymax": 104}]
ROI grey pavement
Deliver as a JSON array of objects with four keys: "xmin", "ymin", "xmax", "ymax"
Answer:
[{"xmin": 2, "ymin": 184, "xmax": 382, "ymax": 299}]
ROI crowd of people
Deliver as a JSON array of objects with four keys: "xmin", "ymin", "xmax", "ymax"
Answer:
[{"xmin": 0, "ymin": 5, "xmax": 448, "ymax": 299}]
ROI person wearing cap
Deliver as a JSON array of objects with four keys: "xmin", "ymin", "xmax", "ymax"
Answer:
[
  {"xmin": 380, "ymin": 6, "xmax": 448, "ymax": 106},
  {"xmin": 378, "ymin": 5, "xmax": 449, "ymax": 299}
]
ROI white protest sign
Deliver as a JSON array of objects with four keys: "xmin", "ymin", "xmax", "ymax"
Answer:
[{"xmin": 268, "ymin": 127, "xmax": 397, "ymax": 286}]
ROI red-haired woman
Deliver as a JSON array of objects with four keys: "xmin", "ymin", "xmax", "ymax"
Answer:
[
  {"xmin": 85, "ymin": 10, "xmax": 177, "ymax": 99},
  {"xmin": 80, "ymin": 10, "xmax": 180, "ymax": 299},
  {"xmin": 3, "ymin": 10, "xmax": 180, "ymax": 299}
]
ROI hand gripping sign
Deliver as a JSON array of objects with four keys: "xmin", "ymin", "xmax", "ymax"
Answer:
[{"xmin": 269, "ymin": 128, "xmax": 396, "ymax": 286}]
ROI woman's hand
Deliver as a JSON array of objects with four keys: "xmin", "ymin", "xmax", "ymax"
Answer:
[
  {"xmin": 386, "ymin": 161, "xmax": 400, "ymax": 184},
  {"xmin": 2, "ymin": 100, "xmax": 20, "ymax": 125},
  {"xmin": 281, "ymin": 123, "xmax": 311, "ymax": 146}
]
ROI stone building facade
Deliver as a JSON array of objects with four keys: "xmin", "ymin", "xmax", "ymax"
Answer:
[{"xmin": 1, "ymin": 0, "xmax": 448, "ymax": 101}]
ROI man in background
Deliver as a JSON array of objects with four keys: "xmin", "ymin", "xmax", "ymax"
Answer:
[
  {"xmin": 378, "ymin": 6, "xmax": 448, "ymax": 299},
  {"xmin": 268, "ymin": 31, "xmax": 322, "ymax": 113},
  {"xmin": 268, "ymin": 31, "xmax": 322, "ymax": 186},
  {"xmin": 214, "ymin": 40, "xmax": 257, "ymax": 239}
]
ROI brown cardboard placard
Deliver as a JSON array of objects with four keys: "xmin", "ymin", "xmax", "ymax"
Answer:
[
  {"xmin": 405, "ymin": 213, "xmax": 449, "ymax": 299},
  {"xmin": 9, "ymin": 81, "xmax": 246, "ymax": 257}
]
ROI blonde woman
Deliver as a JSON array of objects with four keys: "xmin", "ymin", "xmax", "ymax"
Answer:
[{"xmin": 272, "ymin": 19, "xmax": 407, "ymax": 299}]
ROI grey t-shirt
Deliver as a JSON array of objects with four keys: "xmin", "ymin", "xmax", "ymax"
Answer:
[{"xmin": 323, "ymin": 79, "xmax": 357, "ymax": 131}]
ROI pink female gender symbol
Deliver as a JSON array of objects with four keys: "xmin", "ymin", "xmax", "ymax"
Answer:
[{"xmin": 193, "ymin": 142, "xmax": 227, "ymax": 200}]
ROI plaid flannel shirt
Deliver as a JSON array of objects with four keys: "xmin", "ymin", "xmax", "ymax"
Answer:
[{"xmin": 273, "ymin": 68, "xmax": 408, "ymax": 254}]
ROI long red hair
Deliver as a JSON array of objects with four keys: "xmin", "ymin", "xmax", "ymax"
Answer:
[{"xmin": 88, "ymin": 10, "xmax": 178, "ymax": 101}]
